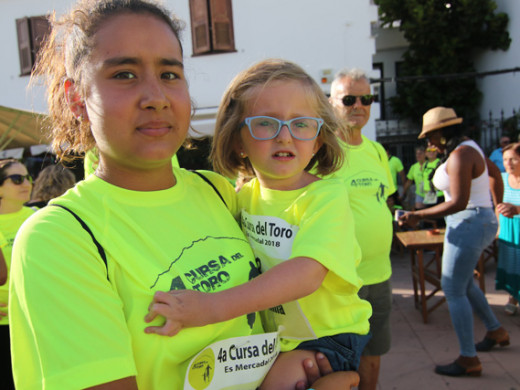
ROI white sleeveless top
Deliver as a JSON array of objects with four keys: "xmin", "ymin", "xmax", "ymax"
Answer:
[{"xmin": 432, "ymin": 139, "xmax": 492, "ymax": 208}]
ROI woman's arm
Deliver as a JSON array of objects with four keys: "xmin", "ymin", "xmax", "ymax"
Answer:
[
  {"xmin": 0, "ymin": 251, "xmax": 7, "ymax": 286},
  {"xmin": 145, "ymin": 257, "xmax": 328, "ymax": 336},
  {"xmin": 486, "ymin": 157, "xmax": 504, "ymax": 207}
]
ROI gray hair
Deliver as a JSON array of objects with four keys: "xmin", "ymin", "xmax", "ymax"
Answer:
[{"xmin": 333, "ymin": 68, "xmax": 369, "ymax": 83}]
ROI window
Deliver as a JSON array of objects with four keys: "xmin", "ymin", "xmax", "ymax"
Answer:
[
  {"xmin": 16, "ymin": 16, "xmax": 51, "ymax": 76},
  {"xmin": 189, "ymin": 0, "xmax": 235, "ymax": 55}
]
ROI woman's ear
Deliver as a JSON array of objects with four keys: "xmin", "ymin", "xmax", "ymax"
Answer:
[{"xmin": 64, "ymin": 79, "xmax": 88, "ymax": 122}]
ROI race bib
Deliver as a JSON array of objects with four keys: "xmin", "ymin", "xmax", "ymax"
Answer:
[
  {"xmin": 184, "ymin": 332, "xmax": 280, "ymax": 390},
  {"xmin": 423, "ymin": 191, "xmax": 437, "ymax": 205},
  {"xmin": 240, "ymin": 211, "xmax": 316, "ymax": 340}
]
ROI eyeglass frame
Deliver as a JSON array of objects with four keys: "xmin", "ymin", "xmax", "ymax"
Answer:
[
  {"xmin": 341, "ymin": 94, "xmax": 375, "ymax": 107},
  {"xmin": 0, "ymin": 174, "xmax": 32, "ymax": 186},
  {"xmin": 240, "ymin": 116, "xmax": 324, "ymax": 141}
]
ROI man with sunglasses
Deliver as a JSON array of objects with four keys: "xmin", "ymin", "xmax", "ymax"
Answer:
[{"xmin": 327, "ymin": 68, "xmax": 394, "ymax": 390}]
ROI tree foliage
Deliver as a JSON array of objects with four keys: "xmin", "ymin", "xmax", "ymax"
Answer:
[{"xmin": 375, "ymin": 0, "xmax": 511, "ymax": 125}]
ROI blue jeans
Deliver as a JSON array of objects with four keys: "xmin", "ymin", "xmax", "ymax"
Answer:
[{"xmin": 442, "ymin": 207, "xmax": 500, "ymax": 357}]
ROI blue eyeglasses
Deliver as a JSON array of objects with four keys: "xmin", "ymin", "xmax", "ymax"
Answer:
[{"xmin": 240, "ymin": 116, "xmax": 324, "ymax": 141}]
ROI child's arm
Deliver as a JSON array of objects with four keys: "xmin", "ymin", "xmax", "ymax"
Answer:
[{"xmin": 144, "ymin": 257, "xmax": 327, "ymax": 336}]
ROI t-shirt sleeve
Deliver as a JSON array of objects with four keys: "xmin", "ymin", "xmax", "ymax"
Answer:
[
  {"xmin": 396, "ymin": 157, "xmax": 404, "ymax": 172},
  {"xmin": 407, "ymin": 164, "xmax": 415, "ymax": 180},
  {"xmin": 9, "ymin": 208, "xmax": 136, "ymax": 389},
  {"xmin": 289, "ymin": 182, "xmax": 362, "ymax": 293}
]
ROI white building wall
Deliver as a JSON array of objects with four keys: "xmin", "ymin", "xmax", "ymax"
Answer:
[
  {"xmin": 0, "ymin": 0, "xmax": 379, "ymax": 138},
  {"xmin": 475, "ymin": 0, "xmax": 520, "ymax": 121}
]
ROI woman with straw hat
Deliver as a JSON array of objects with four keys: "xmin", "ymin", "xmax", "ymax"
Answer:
[{"xmin": 400, "ymin": 106, "xmax": 509, "ymax": 377}]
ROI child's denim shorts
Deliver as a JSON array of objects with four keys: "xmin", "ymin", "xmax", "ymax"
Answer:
[{"xmin": 295, "ymin": 332, "xmax": 371, "ymax": 371}]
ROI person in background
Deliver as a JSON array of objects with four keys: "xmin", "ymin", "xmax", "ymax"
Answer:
[
  {"xmin": 328, "ymin": 68, "xmax": 394, "ymax": 390},
  {"xmin": 489, "ymin": 135, "xmax": 511, "ymax": 173},
  {"xmin": 495, "ymin": 142, "xmax": 520, "ymax": 315},
  {"xmin": 26, "ymin": 164, "xmax": 76, "ymax": 209},
  {"xmin": 401, "ymin": 145, "xmax": 426, "ymax": 210},
  {"xmin": 0, "ymin": 158, "xmax": 35, "ymax": 390},
  {"xmin": 400, "ymin": 106, "xmax": 507, "ymax": 378},
  {"xmin": 422, "ymin": 146, "xmax": 443, "ymax": 206},
  {"xmin": 383, "ymin": 144, "xmax": 406, "ymax": 190}
]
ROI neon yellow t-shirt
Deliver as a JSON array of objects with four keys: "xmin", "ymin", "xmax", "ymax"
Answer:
[
  {"xmin": 83, "ymin": 148, "xmax": 180, "ymax": 177},
  {"xmin": 9, "ymin": 168, "xmax": 262, "ymax": 390},
  {"xmin": 322, "ymin": 136, "xmax": 394, "ymax": 285},
  {"xmin": 407, "ymin": 161, "xmax": 425, "ymax": 197},
  {"xmin": 237, "ymin": 178, "xmax": 371, "ymax": 352},
  {"xmin": 0, "ymin": 206, "xmax": 34, "ymax": 326},
  {"xmin": 388, "ymin": 155, "xmax": 404, "ymax": 187},
  {"xmin": 423, "ymin": 158, "xmax": 443, "ymax": 196}
]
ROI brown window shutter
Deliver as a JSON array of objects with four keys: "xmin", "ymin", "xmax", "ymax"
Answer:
[
  {"xmin": 29, "ymin": 16, "xmax": 51, "ymax": 61},
  {"xmin": 189, "ymin": 0, "xmax": 211, "ymax": 55},
  {"xmin": 16, "ymin": 18, "xmax": 32, "ymax": 75},
  {"xmin": 209, "ymin": 0, "xmax": 235, "ymax": 51}
]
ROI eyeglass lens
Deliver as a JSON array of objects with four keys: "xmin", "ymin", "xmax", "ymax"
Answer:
[
  {"xmin": 248, "ymin": 117, "xmax": 321, "ymax": 140},
  {"xmin": 342, "ymin": 95, "xmax": 374, "ymax": 107}
]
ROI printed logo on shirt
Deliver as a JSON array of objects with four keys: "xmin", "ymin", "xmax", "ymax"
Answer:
[{"xmin": 348, "ymin": 171, "xmax": 389, "ymax": 204}]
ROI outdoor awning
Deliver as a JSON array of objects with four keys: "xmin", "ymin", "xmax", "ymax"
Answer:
[{"xmin": 0, "ymin": 105, "xmax": 50, "ymax": 151}]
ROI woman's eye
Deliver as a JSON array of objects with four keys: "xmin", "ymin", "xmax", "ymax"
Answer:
[{"xmin": 113, "ymin": 72, "xmax": 136, "ymax": 80}]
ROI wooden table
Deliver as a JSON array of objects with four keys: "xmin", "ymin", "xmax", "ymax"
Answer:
[{"xmin": 395, "ymin": 229, "xmax": 446, "ymax": 323}]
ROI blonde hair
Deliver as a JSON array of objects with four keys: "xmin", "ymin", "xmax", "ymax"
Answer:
[
  {"xmin": 211, "ymin": 59, "xmax": 345, "ymax": 178},
  {"xmin": 31, "ymin": 0, "xmax": 185, "ymax": 162},
  {"xmin": 30, "ymin": 164, "xmax": 76, "ymax": 203}
]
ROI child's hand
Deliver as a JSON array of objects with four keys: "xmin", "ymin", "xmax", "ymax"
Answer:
[{"xmin": 144, "ymin": 290, "xmax": 212, "ymax": 336}]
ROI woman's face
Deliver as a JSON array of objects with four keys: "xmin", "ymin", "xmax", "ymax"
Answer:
[
  {"xmin": 503, "ymin": 149, "xmax": 520, "ymax": 176},
  {"xmin": 0, "ymin": 163, "xmax": 32, "ymax": 207},
  {"xmin": 80, "ymin": 13, "xmax": 191, "ymax": 175},
  {"xmin": 426, "ymin": 130, "xmax": 444, "ymax": 153}
]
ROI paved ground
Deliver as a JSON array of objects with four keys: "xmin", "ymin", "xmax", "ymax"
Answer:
[{"xmin": 378, "ymin": 247, "xmax": 520, "ymax": 389}]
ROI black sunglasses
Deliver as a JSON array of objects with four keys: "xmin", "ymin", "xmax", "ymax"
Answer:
[
  {"xmin": 342, "ymin": 94, "xmax": 375, "ymax": 107},
  {"xmin": 1, "ymin": 174, "xmax": 32, "ymax": 185}
]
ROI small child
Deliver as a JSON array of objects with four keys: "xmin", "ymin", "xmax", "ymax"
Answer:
[{"xmin": 145, "ymin": 59, "xmax": 371, "ymax": 389}]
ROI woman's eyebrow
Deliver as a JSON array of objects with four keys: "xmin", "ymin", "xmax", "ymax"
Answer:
[{"xmin": 102, "ymin": 57, "xmax": 184, "ymax": 68}]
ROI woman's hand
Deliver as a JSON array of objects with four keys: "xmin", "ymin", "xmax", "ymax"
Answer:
[
  {"xmin": 399, "ymin": 211, "xmax": 421, "ymax": 228},
  {"xmin": 496, "ymin": 202, "xmax": 519, "ymax": 218},
  {"xmin": 144, "ymin": 290, "xmax": 213, "ymax": 336}
]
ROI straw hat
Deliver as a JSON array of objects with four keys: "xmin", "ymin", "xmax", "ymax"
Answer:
[{"xmin": 418, "ymin": 107, "xmax": 463, "ymax": 139}]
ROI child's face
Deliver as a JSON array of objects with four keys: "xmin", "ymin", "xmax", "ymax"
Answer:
[
  {"xmin": 80, "ymin": 13, "xmax": 191, "ymax": 176},
  {"xmin": 238, "ymin": 80, "xmax": 322, "ymax": 190}
]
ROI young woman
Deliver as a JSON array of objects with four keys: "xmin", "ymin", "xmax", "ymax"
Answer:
[
  {"xmin": 9, "ymin": 1, "xmax": 335, "ymax": 389},
  {"xmin": 400, "ymin": 107, "xmax": 508, "ymax": 377},
  {"xmin": 0, "ymin": 158, "xmax": 35, "ymax": 390}
]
